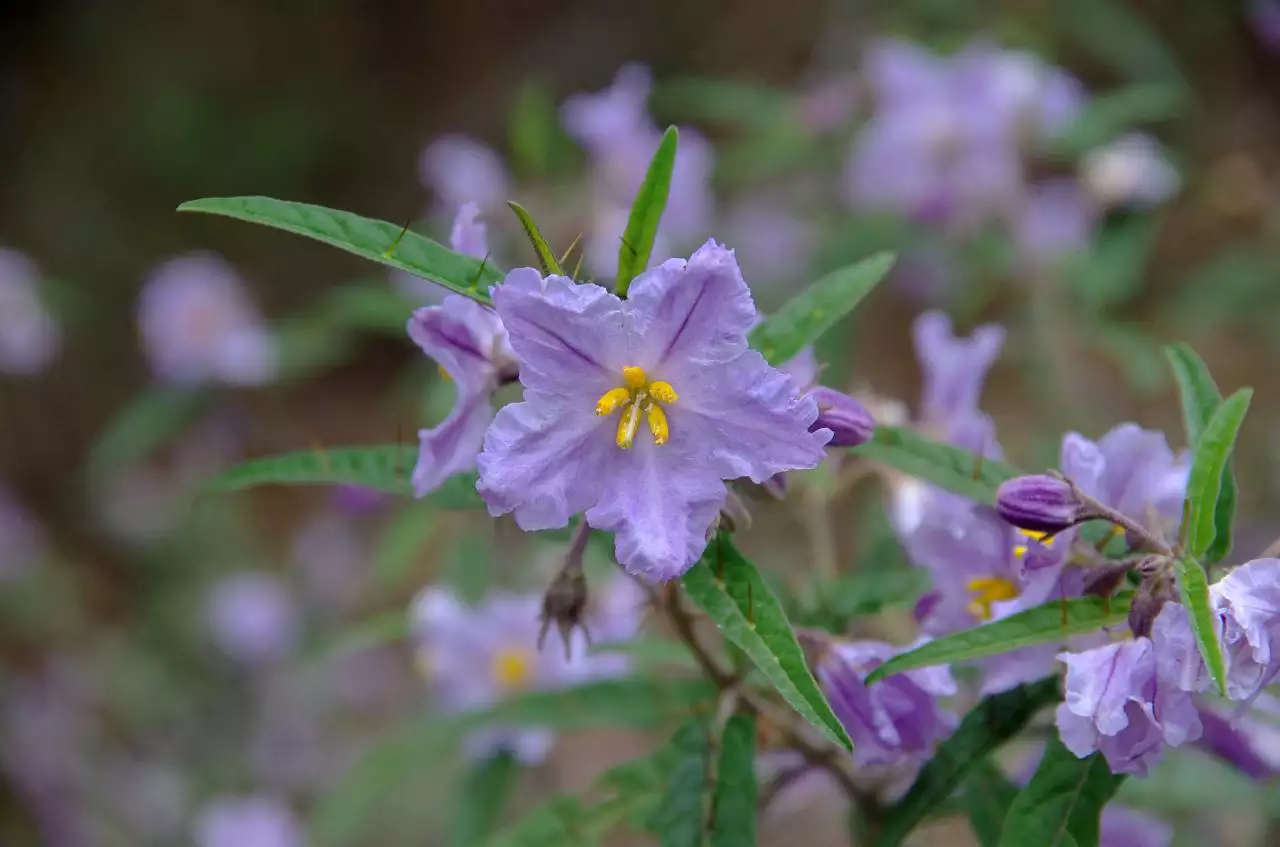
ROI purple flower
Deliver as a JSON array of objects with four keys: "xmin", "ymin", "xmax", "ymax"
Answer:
[
  {"xmin": 561, "ymin": 64, "xmax": 655, "ymax": 159},
  {"xmin": 329, "ymin": 484, "xmax": 389, "ymax": 516},
  {"xmin": 419, "ymin": 135, "xmax": 511, "ymax": 213},
  {"xmin": 0, "ymin": 247, "xmax": 58, "ymax": 375},
  {"xmin": 910, "ymin": 310, "xmax": 1006, "ymax": 434},
  {"xmin": 721, "ymin": 197, "xmax": 816, "ymax": 286},
  {"xmin": 815, "ymin": 639, "xmax": 957, "ymax": 767},
  {"xmin": 194, "ymin": 795, "xmax": 303, "ymax": 847},
  {"xmin": 1250, "ymin": 0, "xmax": 1280, "ymax": 54},
  {"xmin": 1082, "ymin": 134, "xmax": 1179, "ymax": 210},
  {"xmin": 996, "ymin": 474, "xmax": 1089, "ymax": 534},
  {"xmin": 1212, "ymin": 557, "xmax": 1280, "ymax": 701},
  {"xmin": 1100, "ymin": 806, "xmax": 1173, "ymax": 847},
  {"xmin": 1196, "ymin": 705, "xmax": 1276, "ymax": 780},
  {"xmin": 204, "ymin": 572, "xmax": 300, "ymax": 665},
  {"xmin": 1060, "ymin": 423, "xmax": 1189, "ymax": 537},
  {"xmin": 395, "ymin": 202, "xmax": 492, "ymax": 306},
  {"xmin": 0, "ymin": 485, "xmax": 44, "ymax": 581},
  {"xmin": 1055, "ymin": 607, "xmax": 1203, "ymax": 776},
  {"xmin": 809, "ymin": 386, "xmax": 874, "ymax": 447},
  {"xmin": 476, "ymin": 241, "xmax": 830, "ymax": 581},
  {"xmin": 1010, "ymin": 179, "xmax": 1097, "ymax": 268},
  {"xmin": 139, "ymin": 252, "xmax": 277, "ymax": 386},
  {"xmin": 407, "ymin": 293, "xmax": 516, "ymax": 497},
  {"xmin": 410, "ymin": 585, "xmax": 577, "ymax": 763}
]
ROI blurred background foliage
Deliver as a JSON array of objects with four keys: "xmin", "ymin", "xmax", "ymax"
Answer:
[{"xmin": 4, "ymin": 0, "xmax": 1280, "ymax": 845}]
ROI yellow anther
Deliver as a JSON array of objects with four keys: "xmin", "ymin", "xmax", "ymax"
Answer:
[
  {"xmin": 616, "ymin": 402, "xmax": 642, "ymax": 449},
  {"xmin": 622, "ymin": 366, "xmax": 648, "ymax": 389},
  {"xmin": 492, "ymin": 646, "xmax": 534, "ymax": 690},
  {"xmin": 595, "ymin": 387, "xmax": 632, "ymax": 416},
  {"xmin": 646, "ymin": 402, "xmax": 669, "ymax": 445},
  {"xmin": 648, "ymin": 380, "xmax": 679, "ymax": 404},
  {"xmin": 1013, "ymin": 528, "xmax": 1055, "ymax": 558},
  {"xmin": 965, "ymin": 576, "xmax": 1019, "ymax": 621},
  {"xmin": 438, "ymin": 364, "xmax": 452, "ymax": 382}
]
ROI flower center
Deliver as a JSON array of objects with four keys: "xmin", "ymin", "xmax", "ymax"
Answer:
[
  {"xmin": 1012, "ymin": 528, "xmax": 1056, "ymax": 558},
  {"xmin": 965, "ymin": 576, "xmax": 1019, "ymax": 621},
  {"xmin": 594, "ymin": 366, "xmax": 679, "ymax": 449},
  {"xmin": 491, "ymin": 646, "xmax": 535, "ymax": 691}
]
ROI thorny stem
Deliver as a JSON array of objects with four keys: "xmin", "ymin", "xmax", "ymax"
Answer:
[{"xmin": 1053, "ymin": 472, "xmax": 1178, "ymax": 559}]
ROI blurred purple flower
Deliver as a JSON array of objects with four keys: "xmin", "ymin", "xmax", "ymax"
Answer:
[
  {"xmin": 329, "ymin": 484, "xmax": 389, "ymax": 516},
  {"xmin": 1082, "ymin": 134, "xmax": 1180, "ymax": 210},
  {"xmin": 797, "ymin": 76, "xmax": 860, "ymax": 136},
  {"xmin": 1010, "ymin": 179, "xmax": 1097, "ymax": 269},
  {"xmin": 139, "ymin": 252, "xmax": 277, "ymax": 386},
  {"xmin": 410, "ymin": 585, "xmax": 578, "ymax": 763},
  {"xmin": 290, "ymin": 515, "xmax": 363, "ymax": 615},
  {"xmin": 477, "ymin": 242, "xmax": 830, "ymax": 581},
  {"xmin": 1061, "ymin": 423, "xmax": 1189, "ymax": 539},
  {"xmin": 722, "ymin": 198, "xmax": 816, "ymax": 285},
  {"xmin": 1212, "ymin": 556, "xmax": 1280, "ymax": 701},
  {"xmin": 1055, "ymin": 606, "xmax": 1203, "ymax": 776},
  {"xmin": 204, "ymin": 572, "xmax": 300, "ymax": 666},
  {"xmin": 419, "ymin": 135, "xmax": 512, "ymax": 213},
  {"xmin": 1196, "ymin": 705, "xmax": 1276, "ymax": 780},
  {"xmin": 815, "ymin": 639, "xmax": 957, "ymax": 767},
  {"xmin": 0, "ymin": 247, "xmax": 59, "ymax": 375},
  {"xmin": 1100, "ymin": 805, "xmax": 1173, "ymax": 847},
  {"xmin": 0, "ymin": 484, "xmax": 44, "ymax": 580},
  {"xmin": 194, "ymin": 795, "xmax": 303, "ymax": 847},
  {"xmin": 1250, "ymin": 0, "xmax": 1280, "ymax": 53},
  {"xmin": 911, "ymin": 310, "xmax": 1006, "ymax": 435},
  {"xmin": 408, "ymin": 293, "xmax": 516, "ymax": 497},
  {"xmin": 395, "ymin": 202, "xmax": 493, "ymax": 306}
]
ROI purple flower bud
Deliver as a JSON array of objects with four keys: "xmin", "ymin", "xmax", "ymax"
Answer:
[
  {"xmin": 808, "ymin": 386, "xmax": 874, "ymax": 447},
  {"xmin": 995, "ymin": 474, "xmax": 1088, "ymax": 534}
]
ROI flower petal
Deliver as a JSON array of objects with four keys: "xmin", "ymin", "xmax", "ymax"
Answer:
[
  {"xmin": 449, "ymin": 202, "xmax": 488, "ymax": 259},
  {"xmin": 585, "ymin": 439, "xmax": 725, "ymax": 582},
  {"xmin": 412, "ymin": 391, "xmax": 494, "ymax": 496},
  {"xmin": 667, "ymin": 350, "xmax": 830, "ymax": 484},
  {"xmin": 911, "ymin": 310, "xmax": 1005, "ymax": 427},
  {"xmin": 477, "ymin": 391, "xmax": 614, "ymax": 530},
  {"xmin": 491, "ymin": 269, "xmax": 635, "ymax": 397},
  {"xmin": 408, "ymin": 296, "xmax": 505, "ymax": 393},
  {"xmin": 625, "ymin": 240, "xmax": 756, "ymax": 368}
]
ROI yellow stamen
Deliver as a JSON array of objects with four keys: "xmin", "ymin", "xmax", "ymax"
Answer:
[
  {"xmin": 616, "ymin": 402, "xmax": 642, "ymax": 449},
  {"xmin": 1013, "ymin": 528, "xmax": 1056, "ymax": 558},
  {"xmin": 438, "ymin": 364, "xmax": 452, "ymax": 382},
  {"xmin": 595, "ymin": 387, "xmax": 632, "ymax": 416},
  {"xmin": 622, "ymin": 366, "xmax": 648, "ymax": 389},
  {"xmin": 646, "ymin": 402, "xmax": 669, "ymax": 445},
  {"xmin": 491, "ymin": 646, "xmax": 534, "ymax": 690},
  {"xmin": 648, "ymin": 380, "xmax": 679, "ymax": 404},
  {"xmin": 965, "ymin": 576, "xmax": 1019, "ymax": 621}
]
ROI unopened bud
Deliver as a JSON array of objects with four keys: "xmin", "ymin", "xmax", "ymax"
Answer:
[
  {"xmin": 538, "ymin": 524, "xmax": 591, "ymax": 660},
  {"xmin": 718, "ymin": 489, "xmax": 753, "ymax": 533},
  {"xmin": 995, "ymin": 474, "xmax": 1090, "ymax": 534},
  {"xmin": 809, "ymin": 387, "xmax": 875, "ymax": 447},
  {"xmin": 1127, "ymin": 558, "xmax": 1174, "ymax": 638}
]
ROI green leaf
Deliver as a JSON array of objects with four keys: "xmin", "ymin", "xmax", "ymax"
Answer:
[
  {"xmin": 615, "ymin": 126, "xmax": 678, "ymax": 296},
  {"xmin": 1165, "ymin": 344, "xmax": 1237, "ymax": 563},
  {"xmin": 450, "ymin": 752, "xmax": 521, "ymax": 847},
  {"xmin": 963, "ymin": 761, "xmax": 1020, "ymax": 847},
  {"xmin": 866, "ymin": 595, "xmax": 1132, "ymax": 684},
  {"xmin": 178, "ymin": 197, "xmax": 502, "ymax": 304},
  {"xmin": 88, "ymin": 388, "xmax": 211, "ymax": 484},
  {"xmin": 372, "ymin": 500, "xmax": 439, "ymax": 588},
  {"xmin": 509, "ymin": 78, "xmax": 575, "ymax": 178},
  {"xmin": 997, "ymin": 740, "xmax": 1126, "ymax": 847},
  {"xmin": 1065, "ymin": 216, "xmax": 1158, "ymax": 311},
  {"xmin": 651, "ymin": 78, "xmax": 791, "ymax": 132},
  {"xmin": 1173, "ymin": 557, "xmax": 1227, "ymax": 696},
  {"xmin": 1182, "ymin": 388, "xmax": 1252, "ymax": 558},
  {"xmin": 681, "ymin": 535, "xmax": 853, "ymax": 751},
  {"xmin": 852, "ymin": 427, "xmax": 1020, "ymax": 506},
  {"xmin": 876, "ymin": 677, "xmax": 1061, "ymax": 847},
  {"xmin": 1054, "ymin": 0, "xmax": 1186, "ymax": 87},
  {"xmin": 710, "ymin": 714, "xmax": 757, "ymax": 847},
  {"xmin": 206, "ymin": 445, "xmax": 482, "ymax": 508},
  {"xmin": 1047, "ymin": 85, "xmax": 1187, "ymax": 157},
  {"xmin": 749, "ymin": 252, "xmax": 895, "ymax": 366},
  {"xmin": 305, "ymin": 611, "xmax": 409, "ymax": 666},
  {"xmin": 648, "ymin": 720, "xmax": 712, "ymax": 847},
  {"xmin": 508, "ymin": 201, "xmax": 564, "ymax": 276},
  {"xmin": 320, "ymin": 283, "xmax": 417, "ymax": 336}
]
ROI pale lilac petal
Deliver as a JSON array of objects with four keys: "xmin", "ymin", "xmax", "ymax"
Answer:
[
  {"xmin": 0, "ymin": 248, "xmax": 58, "ymax": 376},
  {"xmin": 560, "ymin": 64, "xmax": 654, "ymax": 155},
  {"xmin": 407, "ymin": 296, "xmax": 507, "ymax": 394},
  {"xmin": 1012, "ymin": 179, "xmax": 1097, "ymax": 267},
  {"xmin": 1056, "ymin": 703, "xmax": 1103, "ymax": 758},
  {"xmin": 491, "ymin": 269, "xmax": 634, "ymax": 397},
  {"xmin": 419, "ymin": 135, "xmax": 511, "ymax": 211},
  {"xmin": 585, "ymin": 441, "xmax": 725, "ymax": 582},
  {"xmin": 777, "ymin": 345, "xmax": 820, "ymax": 390},
  {"xmin": 1100, "ymin": 806, "xmax": 1172, "ymax": 847},
  {"xmin": 625, "ymin": 241, "xmax": 756, "ymax": 368},
  {"xmin": 1060, "ymin": 432, "xmax": 1106, "ymax": 496},
  {"xmin": 1082, "ymin": 134, "xmax": 1179, "ymax": 210},
  {"xmin": 194, "ymin": 795, "xmax": 303, "ymax": 847},
  {"xmin": 449, "ymin": 202, "xmax": 488, "ymax": 259},
  {"xmin": 911, "ymin": 310, "xmax": 1005, "ymax": 427},
  {"xmin": 477, "ymin": 392, "xmax": 615, "ymax": 530},
  {"xmin": 1150, "ymin": 602, "xmax": 1209, "ymax": 694},
  {"xmin": 1060, "ymin": 640, "xmax": 1151, "ymax": 736},
  {"xmin": 863, "ymin": 39, "xmax": 948, "ymax": 103},
  {"xmin": 413, "ymin": 392, "xmax": 494, "ymax": 496},
  {"xmin": 670, "ymin": 351, "xmax": 830, "ymax": 484}
]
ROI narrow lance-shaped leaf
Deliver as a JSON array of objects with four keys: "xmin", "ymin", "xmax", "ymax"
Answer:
[
  {"xmin": 648, "ymin": 720, "xmax": 712, "ymax": 847},
  {"xmin": 206, "ymin": 445, "xmax": 484, "ymax": 508},
  {"xmin": 1181, "ymin": 387, "xmax": 1252, "ymax": 559},
  {"xmin": 962, "ymin": 761, "xmax": 1020, "ymax": 847},
  {"xmin": 997, "ymin": 739, "xmax": 1126, "ymax": 847},
  {"xmin": 1165, "ymin": 343, "xmax": 1237, "ymax": 563},
  {"xmin": 852, "ymin": 426, "xmax": 1020, "ymax": 506},
  {"xmin": 865, "ymin": 595, "xmax": 1131, "ymax": 685},
  {"xmin": 681, "ymin": 535, "xmax": 854, "ymax": 751},
  {"xmin": 749, "ymin": 252, "xmax": 895, "ymax": 366},
  {"xmin": 449, "ymin": 752, "xmax": 521, "ymax": 847},
  {"xmin": 710, "ymin": 714, "xmax": 757, "ymax": 847},
  {"xmin": 875, "ymin": 677, "xmax": 1061, "ymax": 847},
  {"xmin": 1174, "ymin": 557, "xmax": 1227, "ymax": 696},
  {"xmin": 507, "ymin": 201, "xmax": 564, "ymax": 276},
  {"xmin": 616, "ymin": 126, "xmax": 678, "ymax": 297},
  {"xmin": 178, "ymin": 197, "xmax": 502, "ymax": 305}
]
